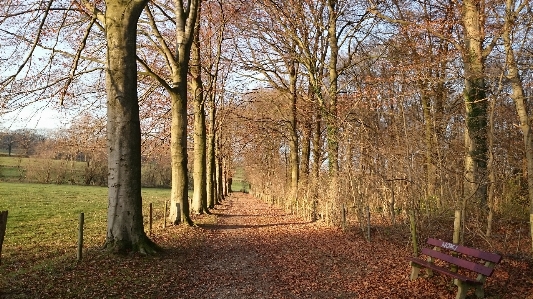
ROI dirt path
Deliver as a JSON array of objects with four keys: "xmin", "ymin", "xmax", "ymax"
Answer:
[{"xmin": 153, "ymin": 193, "xmax": 450, "ymax": 299}]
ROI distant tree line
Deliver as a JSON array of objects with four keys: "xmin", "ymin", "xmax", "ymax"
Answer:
[
  {"xmin": 0, "ymin": 117, "xmax": 173, "ymax": 188},
  {"xmin": 0, "ymin": 129, "xmax": 45, "ymax": 157}
]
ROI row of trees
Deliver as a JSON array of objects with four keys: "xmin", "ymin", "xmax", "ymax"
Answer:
[
  {"xmin": 0, "ymin": 129, "xmax": 45, "ymax": 156},
  {"xmin": 1, "ymin": 115, "xmax": 165, "ymax": 187},
  {"xmin": 0, "ymin": 0, "xmax": 237, "ymax": 253},
  {"xmin": 1, "ymin": 0, "xmax": 533, "ymax": 254},
  {"xmin": 224, "ymin": 0, "xmax": 533, "ymax": 252}
]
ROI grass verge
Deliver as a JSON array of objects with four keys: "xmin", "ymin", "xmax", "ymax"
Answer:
[{"xmin": 0, "ymin": 182, "xmax": 172, "ymax": 269}]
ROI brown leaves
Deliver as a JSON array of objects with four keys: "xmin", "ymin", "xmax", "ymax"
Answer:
[{"xmin": 1, "ymin": 193, "xmax": 532, "ymax": 298}]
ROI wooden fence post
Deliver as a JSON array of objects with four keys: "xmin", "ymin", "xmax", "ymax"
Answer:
[
  {"xmin": 149, "ymin": 203, "xmax": 153, "ymax": 236},
  {"xmin": 341, "ymin": 204, "xmax": 347, "ymax": 231},
  {"xmin": 0, "ymin": 211, "xmax": 8, "ymax": 265},
  {"xmin": 164, "ymin": 201, "xmax": 168, "ymax": 228},
  {"xmin": 366, "ymin": 206, "xmax": 371, "ymax": 242},
  {"xmin": 77, "ymin": 212, "xmax": 84, "ymax": 262}
]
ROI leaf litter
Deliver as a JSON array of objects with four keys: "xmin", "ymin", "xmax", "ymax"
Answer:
[{"xmin": 1, "ymin": 193, "xmax": 532, "ymax": 298}]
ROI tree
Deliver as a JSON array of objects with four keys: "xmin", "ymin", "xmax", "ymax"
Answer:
[
  {"xmin": 190, "ymin": 1, "xmax": 209, "ymax": 214},
  {"xmin": 461, "ymin": 0, "xmax": 491, "ymax": 218},
  {"xmin": 501, "ymin": 0, "xmax": 533, "ymax": 252},
  {"xmin": 137, "ymin": 0, "xmax": 200, "ymax": 225},
  {"xmin": 168, "ymin": 0, "xmax": 200, "ymax": 225},
  {"xmin": 203, "ymin": 0, "xmax": 229, "ymax": 209},
  {"xmin": 103, "ymin": 0, "xmax": 158, "ymax": 253},
  {"xmin": 233, "ymin": 0, "xmax": 302, "ymax": 207}
]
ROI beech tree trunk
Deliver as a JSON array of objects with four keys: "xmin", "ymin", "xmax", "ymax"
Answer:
[
  {"xmin": 207, "ymin": 92, "xmax": 216, "ymax": 209},
  {"xmin": 168, "ymin": 0, "xmax": 199, "ymax": 225},
  {"xmin": 300, "ymin": 119, "xmax": 312, "ymax": 188},
  {"xmin": 216, "ymin": 136, "xmax": 224, "ymax": 203},
  {"xmin": 326, "ymin": 0, "xmax": 339, "ymax": 178},
  {"xmin": 312, "ymin": 109, "xmax": 322, "ymax": 184},
  {"xmin": 503, "ymin": 0, "xmax": 533, "ymax": 252},
  {"xmin": 288, "ymin": 59, "xmax": 299, "ymax": 203},
  {"xmin": 190, "ymin": 10, "xmax": 208, "ymax": 214},
  {"xmin": 169, "ymin": 88, "xmax": 192, "ymax": 224},
  {"xmin": 104, "ymin": 0, "xmax": 157, "ymax": 254},
  {"xmin": 461, "ymin": 0, "xmax": 489, "ymax": 216}
]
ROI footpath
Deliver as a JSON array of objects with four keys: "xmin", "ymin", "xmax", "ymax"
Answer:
[{"xmin": 163, "ymin": 193, "xmax": 444, "ymax": 299}]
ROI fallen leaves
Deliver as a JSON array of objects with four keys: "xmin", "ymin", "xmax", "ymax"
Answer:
[{"xmin": 0, "ymin": 193, "xmax": 532, "ymax": 298}]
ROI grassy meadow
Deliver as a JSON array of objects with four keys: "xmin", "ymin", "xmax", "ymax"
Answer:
[{"xmin": 0, "ymin": 182, "xmax": 171, "ymax": 270}]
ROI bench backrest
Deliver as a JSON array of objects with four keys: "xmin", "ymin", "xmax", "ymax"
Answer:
[{"xmin": 424, "ymin": 238, "xmax": 502, "ymax": 277}]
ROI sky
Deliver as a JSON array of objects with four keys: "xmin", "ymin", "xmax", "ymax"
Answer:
[{"xmin": 0, "ymin": 105, "xmax": 65, "ymax": 132}]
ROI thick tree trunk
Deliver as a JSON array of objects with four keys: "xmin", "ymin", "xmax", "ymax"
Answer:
[
  {"xmin": 190, "ymin": 9, "xmax": 208, "ymax": 214},
  {"xmin": 190, "ymin": 83, "xmax": 207, "ymax": 214},
  {"xmin": 461, "ymin": 0, "xmax": 489, "ymax": 216},
  {"xmin": 169, "ymin": 89, "xmax": 193, "ymax": 225},
  {"xmin": 104, "ymin": 0, "xmax": 157, "ymax": 254},
  {"xmin": 326, "ymin": 0, "xmax": 339, "ymax": 178},
  {"xmin": 168, "ymin": 0, "xmax": 199, "ymax": 225},
  {"xmin": 312, "ymin": 110, "xmax": 322, "ymax": 183},
  {"xmin": 503, "ymin": 0, "xmax": 533, "ymax": 252}
]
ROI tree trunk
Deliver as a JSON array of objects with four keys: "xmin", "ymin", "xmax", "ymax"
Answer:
[
  {"xmin": 312, "ymin": 109, "xmax": 322, "ymax": 189},
  {"xmin": 206, "ymin": 93, "xmax": 216, "ymax": 209},
  {"xmin": 421, "ymin": 91, "xmax": 436, "ymax": 199},
  {"xmin": 434, "ymin": 60, "xmax": 446, "ymax": 206},
  {"xmin": 461, "ymin": 0, "xmax": 489, "ymax": 217},
  {"xmin": 216, "ymin": 135, "xmax": 224, "ymax": 203},
  {"xmin": 190, "ymin": 7, "xmax": 208, "ymax": 215},
  {"xmin": 168, "ymin": 0, "xmax": 199, "ymax": 225},
  {"xmin": 326, "ymin": 0, "xmax": 339, "ymax": 178},
  {"xmin": 223, "ymin": 157, "xmax": 228, "ymax": 197},
  {"xmin": 503, "ymin": 0, "xmax": 533, "ymax": 252},
  {"xmin": 169, "ymin": 89, "xmax": 193, "ymax": 225},
  {"xmin": 288, "ymin": 59, "xmax": 299, "ymax": 203},
  {"xmin": 301, "ymin": 117, "xmax": 311, "ymax": 176},
  {"xmin": 104, "ymin": 0, "xmax": 157, "ymax": 254}
]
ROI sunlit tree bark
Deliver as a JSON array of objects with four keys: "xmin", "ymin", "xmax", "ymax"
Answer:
[
  {"xmin": 104, "ymin": 0, "xmax": 158, "ymax": 253},
  {"xmin": 190, "ymin": 2, "xmax": 208, "ymax": 214},
  {"xmin": 502, "ymin": 0, "xmax": 533, "ymax": 252},
  {"xmin": 167, "ymin": 0, "xmax": 200, "ymax": 225},
  {"xmin": 461, "ymin": 0, "xmax": 490, "ymax": 217}
]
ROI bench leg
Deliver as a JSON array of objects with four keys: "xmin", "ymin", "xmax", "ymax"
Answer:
[
  {"xmin": 454, "ymin": 280, "xmax": 467, "ymax": 299},
  {"xmin": 410, "ymin": 264, "xmax": 420, "ymax": 280},
  {"xmin": 426, "ymin": 267, "xmax": 433, "ymax": 277},
  {"xmin": 474, "ymin": 285, "xmax": 484, "ymax": 298},
  {"xmin": 410, "ymin": 262, "xmax": 433, "ymax": 280}
]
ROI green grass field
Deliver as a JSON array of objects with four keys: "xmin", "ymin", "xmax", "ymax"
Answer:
[{"xmin": 0, "ymin": 182, "xmax": 172, "ymax": 267}]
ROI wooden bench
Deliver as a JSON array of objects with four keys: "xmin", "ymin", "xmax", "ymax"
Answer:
[{"xmin": 408, "ymin": 238, "xmax": 502, "ymax": 299}]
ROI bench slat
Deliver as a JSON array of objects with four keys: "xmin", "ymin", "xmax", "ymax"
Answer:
[
  {"xmin": 427, "ymin": 238, "xmax": 502, "ymax": 264},
  {"xmin": 408, "ymin": 257, "xmax": 481, "ymax": 284},
  {"xmin": 421, "ymin": 248, "xmax": 494, "ymax": 277}
]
